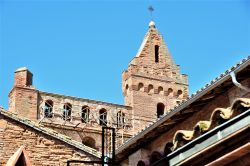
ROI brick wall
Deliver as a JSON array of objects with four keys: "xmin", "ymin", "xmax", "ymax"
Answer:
[
  {"xmin": 125, "ymin": 79, "xmax": 250, "ymax": 165},
  {"xmin": 0, "ymin": 115, "xmax": 99, "ymax": 165}
]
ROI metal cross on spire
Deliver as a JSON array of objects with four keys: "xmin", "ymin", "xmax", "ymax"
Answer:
[{"xmin": 148, "ymin": 5, "xmax": 154, "ymax": 21}]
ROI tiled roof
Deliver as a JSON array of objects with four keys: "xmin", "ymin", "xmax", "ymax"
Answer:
[
  {"xmin": 172, "ymin": 98, "xmax": 250, "ymax": 150},
  {"xmin": 0, "ymin": 108, "xmax": 102, "ymax": 158},
  {"xmin": 134, "ymin": 98, "xmax": 250, "ymax": 165}
]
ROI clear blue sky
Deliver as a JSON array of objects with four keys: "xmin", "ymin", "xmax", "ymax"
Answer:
[{"xmin": 0, "ymin": 0, "xmax": 249, "ymax": 109}]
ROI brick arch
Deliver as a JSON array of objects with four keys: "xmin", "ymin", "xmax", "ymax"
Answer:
[
  {"xmin": 82, "ymin": 136, "xmax": 96, "ymax": 149},
  {"xmin": 164, "ymin": 142, "xmax": 173, "ymax": 156},
  {"xmin": 81, "ymin": 105, "xmax": 90, "ymax": 123},
  {"xmin": 157, "ymin": 103, "xmax": 165, "ymax": 118},
  {"xmin": 125, "ymin": 84, "xmax": 129, "ymax": 95},
  {"xmin": 138, "ymin": 83, "xmax": 144, "ymax": 91},
  {"xmin": 149, "ymin": 151, "xmax": 163, "ymax": 165},
  {"xmin": 158, "ymin": 86, "xmax": 164, "ymax": 95},
  {"xmin": 99, "ymin": 108, "xmax": 107, "ymax": 126},
  {"xmin": 148, "ymin": 84, "xmax": 154, "ymax": 94},
  {"xmin": 167, "ymin": 88, "xmax": 173, "ymax": 97},
  {"xmin": 137, "ymin": 160, "xmax": 149, "ymax": 166},
  {"xmin": 177, "ymin": 89, "xmax": 183, "ymax": 98}
]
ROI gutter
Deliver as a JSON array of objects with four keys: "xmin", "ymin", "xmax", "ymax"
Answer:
[
  {"xmin": 116, "ymin": 56, "xmax": 250, "ymax": 155},
  {"xmin": 167, "ymin": 108, "xmax": 250, "ymax": 165}
]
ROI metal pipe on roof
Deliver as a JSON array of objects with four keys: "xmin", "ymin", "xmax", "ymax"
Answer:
[{"xmin": 230, "ymin": 71, "xmax": 250, "ymax": 92}]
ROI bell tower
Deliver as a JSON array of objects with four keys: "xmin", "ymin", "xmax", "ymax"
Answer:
[{"xmin": 122, "ymin": 21, "xmax": 188, "ymax": 126}]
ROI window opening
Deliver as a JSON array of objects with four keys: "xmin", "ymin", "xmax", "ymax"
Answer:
[
  {"xmin": 99, "ymin": 109, "xmax": 107, "ymax": 126},
  {"xmin": 138, "ymin": 83, "xmax": 144, "ymax": 91},
  {"xmin": 81, "ymin": 106, "xmax": 90, "ymax": 123},
  {"xmin": 63, "ymin": 103, "xmax": 72, "ymax": 121},
  {"xmin": 117, "ymin": 111, "xmax": 125, "ymax": 128},
  {"xmin": 44, "ymin": 100, "xmax": 53, "ymax": 118},
  {"xmin": 157, "ymin": 103, "xmax": 165, "ymax": 118},
  {"xmin": 155, "ymin": 45, "xmax": 159, "ymax": 63}
]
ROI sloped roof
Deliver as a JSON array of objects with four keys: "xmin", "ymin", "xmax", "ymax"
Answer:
[
  {"xmin": 0, "ymin": 108, "xmax": 102, "ymax": 158},
  {"xmin": 116, "ymin": 55, "xmax": 250, "ymax": 160},
  {"xmin": 172, "ymin": 98, "xmax": 250, "ymax": 150}
]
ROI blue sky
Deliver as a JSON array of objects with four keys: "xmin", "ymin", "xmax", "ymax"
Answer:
[{"xmin": 0, "ymin": 0, "xmax": 249, "ymax": 109}]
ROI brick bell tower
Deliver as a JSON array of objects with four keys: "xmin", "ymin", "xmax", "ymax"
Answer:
[
  {"xmin": 122, "ymin": 21, "xmax": 188, "ymax": 127},
  {"xmin": 8, "ymin": 67, "xmax": 39, "ymax": 120}
]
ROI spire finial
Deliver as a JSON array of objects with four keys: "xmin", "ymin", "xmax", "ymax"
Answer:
[
  {"xmin": 148, "ymin": 6, "xmax": 155, "ymax": 28},
  {"xmin": 148, "ymin": 5, "xmax": 154, "ymax": 21}
]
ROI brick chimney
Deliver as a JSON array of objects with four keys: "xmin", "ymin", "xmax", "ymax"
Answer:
[
  {"xmin": 14, "ymin": 67, "xmax": 33, "ymax": 87},
  {"xmin": 9, "ymin": 67, "xmax": 39, "ymax": 121}
]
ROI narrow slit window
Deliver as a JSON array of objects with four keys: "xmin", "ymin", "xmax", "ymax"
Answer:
[
  {"xmin": 117, "ymin": 111, "xmax": 125, "ymax": 128},
  {"xmin": 157, "ymin": 103, "xmax": 165, "ymax": 118},
  {"xmin": 155, "ymin": 45, "xmax": 159, "ymax": 63}
]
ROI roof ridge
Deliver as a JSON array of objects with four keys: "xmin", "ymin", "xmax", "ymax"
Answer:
[{"xmin": 0, "ymin": 108, "xmax": 101, "ymax": 158}]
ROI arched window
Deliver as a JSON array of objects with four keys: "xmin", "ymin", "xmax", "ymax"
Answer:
[
  {"xmin": 82, "ymin": 137, "xmax": 96, "ymax": 149},
  {"xmin": 81, "ymin": 106, "xmax": 90, "ymax": 123},
  {"xmin": 99, "ymin": 109, "xmax": 107, "ymax": 126},
  {"xmin": 157, "ymin": 103, "xmax": 165, "ymax": 118},
  {"xmin": 138, "ymin": 83, "xmax": 144, "ymax": 91},
  {"xmin": 148, "ymin": 84, "xmax": 154, "ymax": 94},
  {"xmin": 117, "ymin": 111, "xmax": 125, "ymax": 128},
  {"xmin": 44, "ymin": 100, "xmax": 53, "ymax": 118},
  {"xmin": 155, "ymin": 45, "xmax": 159, "ymax": 63},
  {"xmin": 125, "ymin": 84, "xmax": 129, "ymax": 95},
  {"xmin": 177, "ymin": 90, "xmax": 183, "ymax": 98},
  {"xmin": 63, "ymin": 103, "xmax": 72, "ymax": 121},
  {"xmin": 158, "ymin": 86, "xmax": 164, "ymax": 95},
  {"xmin": 168, "ymin": 88, "xmax": 173, "ymax": 96}
]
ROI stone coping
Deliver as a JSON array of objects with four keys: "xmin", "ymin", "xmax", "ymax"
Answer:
[{"xmin": 39, "ymin": 91, "xmax": 132, "ymax": 110}]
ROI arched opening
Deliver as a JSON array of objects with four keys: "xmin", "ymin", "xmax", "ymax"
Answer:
[
  {"xmin": 117, "ymin": 111, "xmax": 125, "ymax": 128},
  {"xmin": 125, "ymin": 84, "xmax": 129, "ymax": 95},
  {"xmin": 81, "ymin": 106, "xmax": 90, "ymax": 123},
  {"xmin": 138, "ymin": 83, "xmax": 144, "ymax": 91},
  {"xmin": 63, "ymin": 103, "xmax": 72, "ymax": 121},
  {"xmin": 158, "ymin": 86, "xmax": 164, "ymax": 95},
  {"xmin": 44, "ymin": 100, "xmax": 53, "ymax": 118},
  {"xmin": 148, "ymin": 84, "xmax": 154, "ymax": 94},
  {"xmin": 157, "ymin": 103, "xmax": 165, "ymax": 118},
  {"xmin": 168, "ymin": 88, "xmax": 173, "ymax": 96},
  {"xmin": 137, "ymin": 160, "xmax": 147, "ymax": 166},
  {"xmin": 99, "ymin": 109, "xmax": 107, "ymax": 126},
  {"xmin": 177, "ymin": 90, "xmax": 183, "ymax": 98},
  {"xmin": 82, "ymin": 137, "xmax": 96, "ymax": 149},
  {"xmin": 164, "ymin": 142, "xmax": 173, "ymax": 156},
  {"xmin": 155, "ymin": 45, "xmax": 159, "ymax": 63},
  {"xmin": 149, "ymin": 151, "xmax": 163, "ymax": 165}
]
